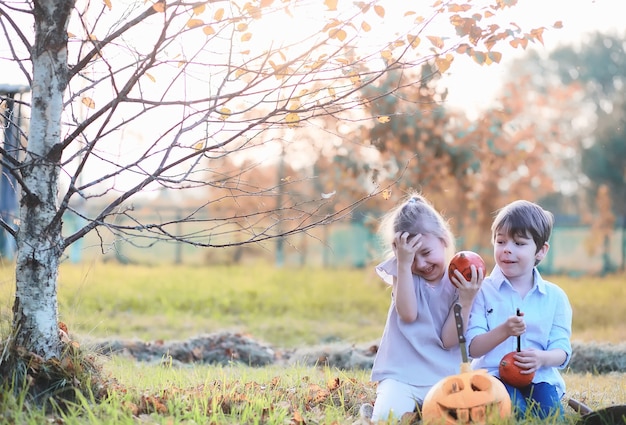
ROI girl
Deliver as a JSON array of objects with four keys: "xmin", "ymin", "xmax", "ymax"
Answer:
[{"xmin": 368, "ymin": 192, "xmax": 483, "ymax": 422}]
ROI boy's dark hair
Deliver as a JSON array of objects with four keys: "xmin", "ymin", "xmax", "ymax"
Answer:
[{"xmin": 491, "ymin": 200, "xmax": 554, "ymax": 254}]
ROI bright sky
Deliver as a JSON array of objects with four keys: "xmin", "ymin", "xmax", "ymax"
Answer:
[{"xmin": 441, "ymin": 0, "xmax": 624, "ymax": 113}]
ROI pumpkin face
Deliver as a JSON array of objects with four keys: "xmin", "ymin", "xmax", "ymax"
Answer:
[
  {"xmin": 422, "ymin": 368, "xmax": 511, "ymax": 425},
  {"xmin": 448, "ymin": 251, "xmax": 486, "ymax": 287},
  {"xmin": 499, "ymin": 351, "xmax": 535, "ymax": 388}
]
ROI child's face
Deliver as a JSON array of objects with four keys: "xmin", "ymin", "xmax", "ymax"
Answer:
[
  {"xmin": 493, "ymin": 229, "xmax": 545, "ymax": 280},
  {"xmin": 409, "ymin": 233, "xmax": 447, "ymax": 283}
]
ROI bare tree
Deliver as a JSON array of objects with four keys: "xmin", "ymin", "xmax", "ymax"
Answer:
[{"xmin": 0, "ymin": 0, "xmax": 549, "ymax": 393}]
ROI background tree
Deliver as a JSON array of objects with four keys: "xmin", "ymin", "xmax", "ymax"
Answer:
[{"xmin": 0, "ymin": 0, "xmax": 555, "ymax": 401}]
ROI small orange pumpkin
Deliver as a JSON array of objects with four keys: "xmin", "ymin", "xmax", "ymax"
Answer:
[
  {"xmin": 499, "ymin": 351, "xmax": 535, "ymax": 388},
  {"xmin": 448, "ymin": 251, "xmax": 486, "ymax": 287},
  {"xmin": 422, "ymin": 365, "xmax": 511, "ymax": 425}
]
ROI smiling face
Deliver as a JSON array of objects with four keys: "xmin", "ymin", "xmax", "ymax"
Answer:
[
  {"xmin": 493, "ymin": 229, "xmax": 547, "ymax": 283},
  {"xmin": 409, "ymin": 233, "xmax": 447, "ymax": 284}
]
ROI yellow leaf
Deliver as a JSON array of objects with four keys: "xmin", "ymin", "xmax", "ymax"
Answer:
[
  {"xmin": 377, "ymin": 115, "xmax": 390, "ymax": 123},
  {"xmin": 407, "ymin": 34, "xmax": 420, "ymax": 49},
  {"xmin": 328, "ymin": 87, "xmax": 336, "ymax": 99},
  {"xmin": 288, "ymin": 101, "xmax": 300, "ymax": 111},
  {"xmin": 380, "ymin": 50, "xmax": 393, "ymax": 63},
  {"xmin": 177, "ymin": 60, "xmax": 186, "ymax": 68},
  {"xmin": 471, "ymin": 50, "xmax": 486, "ymax": 65},
  {"xmin": 187, "ymin": 19, "xmax": 204, "ymax": 29},
  {"xmin": 374, "ymin": 5, "xmax": 385, "ymax": 17},
  {"xmin": 324, "ymin": 0, "xmax": 338, "ymax": 11},
  {"xmin": 235, "ymin": 68, "xmax": 246, "ymax": 78},
  {"xmin": 349, "ymin": 72, "xmax": 361, "ymax": 86},
  {"xmin": 194, "ymin": 142, "xmax": 204, "ymax": 150},
  {"xmin": 214, "ymin": 8, "xmax": 224, "ymax": 21},
  {"xmin": 203, "ymin": 25, "xmax": 215, "ymax": 35},
  {"xmin": 382, "ymin": 188, "xmax": 392, "ymax": 200},
  {"xmin": 67, "ymin": 31, "xmax": 76, "ymax": 38},
  {"xmin": 219, "ymin": 107, "xmax": 231, "ymax": 121},
  {"xmin": 487, "ymin": 51, "xmax": 502, "ymax": 64},
  {"xmin": 81, "ymin": 97, "xmax": 95, "ymax": 109},
  {"xmin": 286, "ymin": 112, "xmax": 300, "ymax": 127},
  {"xmin": 427, "ymin": 35, "xmax": 444, "ymax": 49},
  {"xmin": 145, "ymin": 72, "xmax": 156, "ymax": 82},
  {"xmin": 329, "ymin": 29, "xmax": 347, "ymax": 41},
  {"xmin": 361, "ymin": 21, "xmax": 371, "ymax": 32},
  {"xmin": 193, "ymin": 4, "xmax": 205, "ymax": 15},
  {"xmin": 237, "ymin": 23, "xmax": 248, "ymax": 32},
  {"xmin": 435, "ymin": 54, "xmax": 453, "ymax": 73},
  {"xmin": 103, "ymin": 0, "xmax": 112, "ymax": 11},
  {"xmin": 152, "ymin": 1, "xmax": 165, "ymax": 13},
  {"xmin": 241, "ymin": 32, "xmax": 252, "ymax": 42}
]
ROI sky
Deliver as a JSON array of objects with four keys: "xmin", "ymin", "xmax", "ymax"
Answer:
[{"xmin": 441, "ymin": 0, "xmax": 625, "ymax": 113}]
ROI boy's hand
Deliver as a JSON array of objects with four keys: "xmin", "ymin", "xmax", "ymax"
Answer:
[{"xmin": 503, "ymin": 311, "xmax": 526, "ymax": 337}]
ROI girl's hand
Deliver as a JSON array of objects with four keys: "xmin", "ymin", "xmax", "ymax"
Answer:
[
  {"xmin": 450, "ymin": 264, "xmax": 483, "ymax": 305},
  {"xmin": 392, "ymin": 232, "xmax": 421, "ymax": 267}
]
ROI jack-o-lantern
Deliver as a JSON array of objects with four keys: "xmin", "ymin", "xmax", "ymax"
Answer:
[{"xmin": 422, "ymin": 364, "xmax": 512, "ymax": 425}]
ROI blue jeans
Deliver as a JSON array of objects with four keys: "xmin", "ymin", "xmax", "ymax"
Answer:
[{"xmin": 502, "ymin": 381, "xmax": 564, "ymax": 420}]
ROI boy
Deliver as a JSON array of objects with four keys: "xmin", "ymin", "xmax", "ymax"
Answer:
[{"xmin": 466, "ymin": 200, "xmax": 572, "ymax": 419}]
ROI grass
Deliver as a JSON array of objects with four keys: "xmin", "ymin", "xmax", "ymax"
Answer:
[{"xmin": 0, "ymin": 262, "xmax": 625, "ymax": 424}]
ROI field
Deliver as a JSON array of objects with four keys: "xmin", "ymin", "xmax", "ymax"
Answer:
[{"xmin": 0, "ymin": 263, "xmax": 625, "ymax": 424}]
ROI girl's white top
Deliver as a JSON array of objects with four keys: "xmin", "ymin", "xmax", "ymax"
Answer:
[
  {"xmin": 370, "ymin": 257, "xmax": 462, "ymax": 401},
  {"xmin": 466, "ymin": 265, "xmax": 572, "ymax": 397}
]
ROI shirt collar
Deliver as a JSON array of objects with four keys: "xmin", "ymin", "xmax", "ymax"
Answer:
[{"xmin": 491, "ymin": 265, "xmax": 547, "ymax": 294}]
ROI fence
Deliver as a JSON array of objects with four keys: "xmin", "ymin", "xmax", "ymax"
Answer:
[{"xmin": 61, "ymin": 207, "xmax": 625, "ymax": 275}]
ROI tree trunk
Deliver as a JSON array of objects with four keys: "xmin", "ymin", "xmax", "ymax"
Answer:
[{"xmin": 10, "ymin": 0, "xmax": 75, "ymax": 360}]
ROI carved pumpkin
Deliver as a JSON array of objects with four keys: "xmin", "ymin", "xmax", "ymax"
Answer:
[
  {"xmin": 422, "ymin": 365, "xmax": 511, "ymax": 425},
  {"xmin": 448, "ymin": 251, "xmax": 486, "ymax": 287}
]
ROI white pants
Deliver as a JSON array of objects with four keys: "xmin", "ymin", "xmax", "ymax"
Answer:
[{"xmin": 372, "ymin": 378, "xmax": 425, "ymax": 422}]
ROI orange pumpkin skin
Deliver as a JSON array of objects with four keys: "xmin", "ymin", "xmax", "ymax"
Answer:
[
  {"xmin": 448, "ymin": 251, "xmax": 486, "ymax": 287},
  {"xmin": 422, "ymin": 367, "xmax": 511, "ymax": 425},
  {"xmin": 499, "ymin": 351, "xmax": 535, "ymax": 388}
]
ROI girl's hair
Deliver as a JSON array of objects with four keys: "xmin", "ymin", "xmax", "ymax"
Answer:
[
  {"xmin": 378, "ymin": 191, "xmax": 455, "ymax": 258},
  {"xmin": 491, "ymin": 200, "xmax": 554, "ymax": 254}
]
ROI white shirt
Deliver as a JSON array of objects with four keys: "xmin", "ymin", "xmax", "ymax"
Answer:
[
  {"xmin": 466, "ymin": 266, "xmax": 572, "ymax": 397},
  {"xmin": 371, "ymin": 257, "xmax": 462, "ymax": 401}
]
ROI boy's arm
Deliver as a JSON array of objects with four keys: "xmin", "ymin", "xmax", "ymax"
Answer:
[{"xmin": 468, "ymin": 314, "xmax": 522, "ymax": 358}]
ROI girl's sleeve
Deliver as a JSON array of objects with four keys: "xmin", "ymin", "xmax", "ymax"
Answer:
[
  {"xmin": 375, "ymin": 257, "xmax": 397, "ymax": 286},
  {"xmin": 548, "ymin": 289, "xmax": 573, "ymax": 368}
]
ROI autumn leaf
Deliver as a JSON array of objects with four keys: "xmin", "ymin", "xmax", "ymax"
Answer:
[
  {"xmin": 407, "ymin": 34, "xmax": 421, "ymax": 49},
  {"xmin": 286, "ymin": 112, "xmax": 300, "ymax": 127},
  {"xmin": 377, "ymin": 115, "xmax": 390, "ymax": 123},
  {"xmin": 152, "ymin": 1, "xmax": 165, "ymax": 13},
  {"xmin": 145, "ymin": 72, "xmax": 156, "ymax": 82},
  {"xmin": 471, "ymin": 50, "xmax": 486, "ymax": 65},
  {"xmin": 219, "ymin": 107, "xmax": 231, "ymax": 121},
  {"xmin": 380, "ymin": 50, "xmax": 393, "ymax": 63},
  {"xmin": 203, "ymin": 25, "xmax": 215, "ymax": 35},
  {"xmin": 382, "ymin": 189, "xmax": 392, "ymax": 200},
  {"xmin": 427, "ymin": 35, "xmax": 444, "ymax": 49},
  {"xmin": 328, "ymin": 87, "xmax": 336, "ymax": 100},
  {"xmin": 435, "ymin": 54, "xmax": 454, "ymax": 73},
  {"xmin": 237, "ymin": 23, "xmax": 248, "ymax": 32},
  {"xmin": 187, "ymin": 19, "xmax": 204, "ymax": 29},
  {"xmin": 241, "ymin": 32, "xmax": 252, "ymax": 42},
  {"xmin": 214, "ymin": 8, "xmax": 224, "ymax": 21},
  {"xmin": 374, "ymin": 4, "xmax": 385, "ymax": 17},
  {"xmin": 487, "ymin": 51, "xmax": 502, "ymax": 64},
  {"xmin": 81, "ymin": 97, "xmax": 95, "ymax": 109},
  {"xmin": 553, "ymin": 21, "xmax": 563, "ymax": 29},
  {"xmin": 329, "ymin": 28, "xmax": 347, "ymax": 41},
  {"xmin": 324, "ymin": 0, "xmax": 337, "ymax": 11},
  {"xmin": 193, "ymin": 4, "xmax": 205, "ymax": 15},
  {"xmin": 361, "ymin": 21, "xmax": 371, "ymax": 32},
  {"xmin": 103, "ymin": 0, "xmax": 112, "ymax": 11}
]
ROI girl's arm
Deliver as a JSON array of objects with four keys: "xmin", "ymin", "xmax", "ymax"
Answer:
[
  {"xmin": 441, "ymin": 265, "xmax": 483, "ymax": 348},
  {"xmin": 393, "ymin": 232, "xmax": 421, "ymax": 322}
]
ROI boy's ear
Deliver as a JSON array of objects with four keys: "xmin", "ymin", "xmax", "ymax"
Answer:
[{"xmin": 535, "ymin": 242, "xmax": 549, "ymax": 262}]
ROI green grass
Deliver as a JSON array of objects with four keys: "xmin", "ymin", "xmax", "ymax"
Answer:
[{"xmin": 0, "ymin": 263, "xmax": 625, "ymax": 424}]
